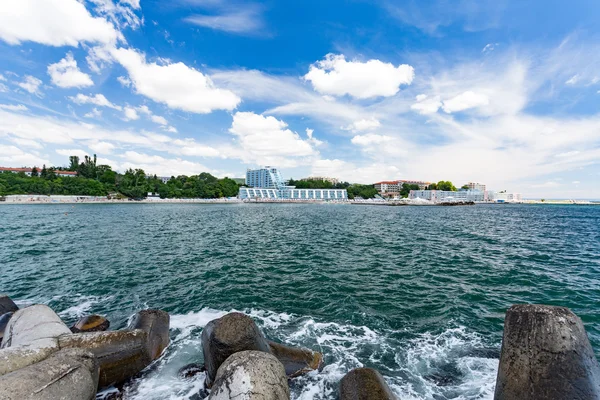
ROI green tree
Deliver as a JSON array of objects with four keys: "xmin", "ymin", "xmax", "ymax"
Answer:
[
  {"xmin": 399, "ymin": 183, "xmax": 420, "ymax": 198},
  {"xmin": 69, "ymin": 156, "xmax": 80, "ymax": 171},
  {"xmin": 31, "ymin": 167, "xmax": 39, "ymax": 177}
]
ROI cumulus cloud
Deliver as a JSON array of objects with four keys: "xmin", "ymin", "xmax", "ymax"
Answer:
[
  {"xmin": 111, "ymin": 47, "xmax": 241, "ymax": 114},
  {"xmin": 304, "ymin": 54, "xmax": 414, "ymax": 99},
  {"xmin": 47, "ymin": 53, "xmax": 94, "ymax": 88},
  {"xmin": 411, "ymin": 94, "xmax": 442, "ymax": 115},
  {"xmin": 351, "ymin": 134, "xmax": 394, "ymax": 146},
  {"xmin": 0, "ymin": 144, "xmax": 50, "ymax": 167},
  {"xmin": 442, "ymin": 91, "xmax": 489, "ymax": 113},
  {"xmin": 311, "ymin": 159, "xmax": 401, "ymax": 184},
  {"xmin": 88, "ymin": 141, "xmax": 115, "ymax": 154},
  {"xmin": 84, "ymin": 108, "xmax": 103, "ymax": 118},
  {"xmin": 229, "ymin": 112, "xmax": 317, "ymax": 166},
  {"xmin": 151, "ymin": 115, "xmax": 168, "ymax": 125},
  {"xmin": 117, "ymin": 75, "xmax": 132, "ymax": 87},
  {"xmin": 18, "ymin": 76, "xmax": 43, "ymax": 95},
  {"xmin": 0, "ymin": 104, "xmax": 28, "ymax": 111},
  {"xmin": 0, "ymin": 0, "xmax": 119, "ymax": 47},
  {"xmin": 69, "ymin": 93, "xmax": 122, "ymax": 110},
  {"xmin": 344, "ymin": 118, "xmax": 381, "ymax": 132},
  {"xmin": 123, "ymin": 106, "xmax": 140, "ymax": 121},
  {"xmin": 118, "ymin": 151, "xmax": 214, "ymax": 177}
]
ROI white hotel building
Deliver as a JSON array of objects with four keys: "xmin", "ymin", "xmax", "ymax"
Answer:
[
  {"xmin": 409, "ymin": 189, "xmax": 488, "ymax": 203},
  {"xmin": 239, "ymin": 167, "xmax": 348, "ymax": 201}
]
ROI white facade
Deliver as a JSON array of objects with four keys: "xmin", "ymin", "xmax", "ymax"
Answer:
[
  {"xmin": 246, "ymin": 167, "xmax": 285, "ymax": 189},
  {"xmin": 374, "ymin": 181, "xmax": 400, "ymax": 193},
  {"xmin": 239, "ymin": 187, "xmax": 347, "ymax": 200},
  {"xmin": 491, "ymin": 192, "xmax": 522, "ymax": 202},
  {"xmin": 409, "ymin": 189, "xmax": 487, "ymax": 203},
  {"xmin": 467, "ymin": 182, "xmax": 487, "ymax": 192}
]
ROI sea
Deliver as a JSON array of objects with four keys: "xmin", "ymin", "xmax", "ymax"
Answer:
[{"xmin": 1, "ymin": 203, "xmax": 599, "ymax": 400}]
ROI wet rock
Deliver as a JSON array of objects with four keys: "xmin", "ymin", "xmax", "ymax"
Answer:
[
  {"xmin": 71, "ymin": 314, "xmax": 110, "ymax": 333},
  {"xmin": 202, "ymin": 312, "xmax": 271, "ymax": 386},
  {"xmin": 0, "ymin": 295, "xmax": 18, "ymax": 315},
  {"xmin": 339, "ymin": 368, "xmax": 397, "ymax": 400},
  {"xmin": 179, "ymin": 362, "xmax": 205, "ymax": 379},
  {"xmin": 494, "ymin": 304, "xmax": 600, "ymax": 400},
  {"xmin": 0, "ymin": 312, "xmax": 13, "ymax": 346},
  {"xmin": 59, "ymin": 329, "xmax": 154, "ymax": 389},
  {"xmin": 0, "ymin": 348, "xmax": 99, "ymax": 400},
  {"xmin": 128, "ymin": 309, "xmax": 170, "ymax": 360},
  {"xmin": 268, "ymin": 340, "xmax": 323, "ymax": 377},
  {"xmin": 208, "ymin": 350, "xmax": 290, "ymax": 400},
  {"xmin": 1, "ymin": 304, "xmax": 71, "ymax": 349}
]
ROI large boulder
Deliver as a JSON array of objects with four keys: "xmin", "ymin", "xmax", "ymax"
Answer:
[
  {"xmin": 0, "ymin": 312, "xmax": 13, "ymax": 346},
  {"xmin": 268, "ymin": 340, "xmax": 323, "ymax": 377},
  {"xmin": 494, "ymin": 304, "xmax": 600, "ymax": 400},
  {"xmin": 208, "ymin": 350, "xmax": 290, "ymax": 400},
  {"xmin": 339, "ymin": 368, "xmax": 397, "ymax": 400},
  {"xmin": 59, "ymin": 329, "xmax": 153, "ymax": 389},
  {"xmin": 1, "ymin": 304, "xmax": 70, "ymax": 349},
  {"xmin": 0, "ymin": 295, "xmax": 18, "ymax": 315},
  {"xmin": 71, "ymin": 315, "xmax": 110, "ymax": 333},
  {"xmin": 202, "ymin": 312, "xmax": 271, "ymax": 385},
  {"xmin": 0, "ymin": 346, "xmax": 59, "ymax": 376},
  {"xmin": 0, "ymin": 348, "xmax": 99, "ymax": 400},
  {"xmin": 128, "ymin": 309, "xmax": 170, "ymax": 360}
]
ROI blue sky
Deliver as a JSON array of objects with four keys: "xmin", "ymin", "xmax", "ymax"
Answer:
[{"xmin": 0, "ymin": 0, "xmax": 599, "ymax": 198}]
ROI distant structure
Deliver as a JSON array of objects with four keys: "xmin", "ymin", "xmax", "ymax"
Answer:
[
  {"xmin": 301, "ymin": 176, "xmax": 339, "ymax": 185},
  {"xmin": 0, "ymin": 167, "xmax": 76, "ymax": 178},
  {"xmin": 240, "ymin": 167, "xmax": 347, "ymax": 201},
  {"xmin": 489, "ymin": 191, "xmax": 522, "ymax": 203},
  {"xmin": 466, "ymin": 182, "xmax": 487, "ymax": 192},
  {"xmin": 409, "ymin": 189, "xmax": 488, "ymax": 203},
  {"xmin": 374, "ymin": 179, "xmax": 431, "ymax": 195}
]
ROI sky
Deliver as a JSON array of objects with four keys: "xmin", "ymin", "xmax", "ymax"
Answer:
[{"xmin": 0, "ymin": 0, "xmax": 599, "ymax": 198}]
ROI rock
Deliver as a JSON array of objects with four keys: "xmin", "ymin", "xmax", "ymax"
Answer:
[
  {"xmin": 494, "ymin": 304, "xmax": 600, "ymax": 400},
  {"xmin": 0, "ymin": 346, "xmax": 60, "ymax": 376},
  {"xmin": 339, "ymin": 368, "xmax": 397, "ymax": 400},
  {"xmin": 0, "ymin": 348, "xmax": 99, "ymax": 400},
  {"xmin": 268, "ymin": 340, "xmax": 323, "ymax": 377},
  {"xmin": 0, "ymin": 312, "xmax": 13, "ymax": 346},
  {"xmin": 208, "ymin": 350, "xmax": 290, "ymax": 400},
  {"xmin": 0, "ymin": 295, "xmax": 18, "ymax": 315},
  {"xmin": 179, "ymin": 362, "xmax": 205, "ymax": 379},
  {"xmin": 202, "ymin": 312, "xmax": 271, "ymax": 385},
  {"xmin": 1, "ymin": 304, "xmax": 71, "ymax": 349},
  {"xmin": 71, "ymin": 314, "xmax": 110, "ymax": 333},
  {"xmin": 58, "ymin": 329, "xmax": 154, "ymax": 389},
  {"xmin": 128, "ymin": 309, "xmax": 170, "ymax": 360}
]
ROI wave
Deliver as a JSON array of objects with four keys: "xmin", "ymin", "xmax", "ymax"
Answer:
[{"xmin": 107, "ymin": 307, "xmax": 498, "ymax": 400}]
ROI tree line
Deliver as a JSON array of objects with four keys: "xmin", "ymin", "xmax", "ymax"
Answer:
[
  {"xmin": 0, "ymin": 155, "xmax": 240, "ymax": 199},
  {"xmin": 286, "ymin": 178, "xmax": 378, "ymax": 199}
]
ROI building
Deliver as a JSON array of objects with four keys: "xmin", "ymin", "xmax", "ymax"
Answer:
[
  {"xmin": 409, "ymin": 189, "xmax": 488, "ymax": 203},
  {"xmin": 0, "ymin": 167, "xmax": 76, "ymax": 177},
  {"xmin": 466, "ymin": 182, "xmax": 487, "ymax": 192},
  {"xmin": 374, "ymin": 179, "xmax": 431, "ymax": 195},
  {"xmin": 489, "ymin": 191, "xmax": 522, "ymax": 203},
  {"xmin": 301, "ymin": 176, "xmax": 339, "ymax": 185},
  {"xmin": 240, "ymin": 167, "xmax": 347, "ymax": 201}
]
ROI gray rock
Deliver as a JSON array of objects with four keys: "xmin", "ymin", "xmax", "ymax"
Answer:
[
  {"xmin": 208, "ymin": 350, "xmax": 290, "ymax": 400},
  {"xmin": 71, "ymin": 315, "xmax": 110, "ymax": 333},
  {"xmin": 202, "ymin": 312, "xmax": 271, "ymax": 386},
  {"xmin": 268, "ymin": 340, "xmax": 323, "ymax": 377},
  {"xmin": 58, "ymin": 329, "xmax": 153, "ymax": 389},
  {"xmin": 494, "ymin": 304, "xmax": 600, "ymax": 400},
  {"xmin": 0, "ymin": 347, "xmax": 99, "ymax": 400},
  {"xmin": 0, "ymin": 312, "xmax": 13, "ymax": 346},
  {"xmin": 0, "ymin": 295, "xmax": 18, "ymax": 316},
  {"xmin": 128, "ymin": 309, "xmax": 170, "ymax": 360},
  {"xmin": 0, "ymin": 346, "xmax": 59, "ymax": 376},
  {"xmin": 1, "ymin": 304, "xmax": 71, "ymax": 349},
  {"xmin": 339, "ymin": 368, "xmax": 397, "ymax": 400}
]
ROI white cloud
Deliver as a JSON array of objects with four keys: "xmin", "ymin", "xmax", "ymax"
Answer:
[
  {"xmin": 123, "ymin": 106, "xmax": 140, "ymax": 121},
  {"xmin": 88, "ymin": 141, "xmax": 115, "ymax": 154},
  {"xmin": 119, "ymin": 0, "xmax": 140, "ymax": 9},
  {"xmin": 0, "ymin": 0, "xmax": 119, "ymax": 47},
  {"xmin": 151, "ymin": 115, "xmax": 168, "ymax": 125},
  {"xmin": 9, "ymin": 137, "xmax": 42, "ymax": 149},
  {"xmin": 228, "ymin": 112, "xmax": 317, "ymax": 166},
  {"xmin": 0, "ymin": 144, "xmax": 50, "ymax": 167},
  {"xmin": 56, "ymin": 149, "xmax": 89, "ymax": 159},
  {"xmin": 0, "ymin": 104, "xmax": 28, "ymax": 111},
  {"xmin": 18, "ymin": 76, "xmax": 43, "ymax": 95},
  {"xmin": 166, "ymin": 126, "xmax": 178, "ymax": 133},
  {"xmin": 47, "ymin": 52, "xmax": 94, "ymax": 88},
  {"xmin": 89, "ymin": 0, "xmax": 141, "ymax": 30},
  {"xmin": 0, "ymin": 74, "xmax": 5, "ymax": 81},
  {"xmin": 311, "ymin": 159, "xmax": 401, "ymax": 184},
  {"xmin": 572, "ymin": 180, "xmax": 581, "ymax": 184},
  {"xmin": 118, "ymin": 151, "xmax": 213, "ymax": 176},
  {"xmin": 565, "ymin": 74, "xmax": 579, "ymax": 85},
  {"xmin": 185, "ymin": 5, "xmax": 264, "ymax": 35},
  {"xmin": 84, "ymin": 108, "xmax": 102, "ymax": 118},
  {"xmin": 532, "ymin": 181, "xmax": 560, "ymax": 188},
  {"xmin": 117, "ymin": 75, "xmax": 132, "ymax": 87},
  {"xmin": 344, "ymin": 118, "xmax": 381, "ymax": 132},
  {"xmin": 411, "ymin": 94, "xmax": 442, "ymax": 115},
  {"xmin": 86, "ymin": 45, "xmax": 114, "ymax": 74},
  {"xmin": 70, "ymin": 93, "xmax": 122, "ymax": 110},
  {"xmin": 111, "ymin": 47, "xmax": 241, "ymax": 114},
  {"xmin": 482, "ymin": 43, "xmax": 499, "ymax": 54},
  {"xmin": 442, "ymin": 91, "xmax": 489, "ymax": 113},
  {"xmin": 351, "ymin": 134, "xmax": 394, "ymax": 146},
  {"xmin": 304, "ymin": 54, "xmax": 414, "ymax": 99},
  {"xmin": 305, "ymin": 128, "xmax": 324, "ymax": 147}
]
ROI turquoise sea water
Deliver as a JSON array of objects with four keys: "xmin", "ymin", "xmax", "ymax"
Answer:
[{"xmin": 1, "ymin": 203, "xmax": 600, "ymax": 399}]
